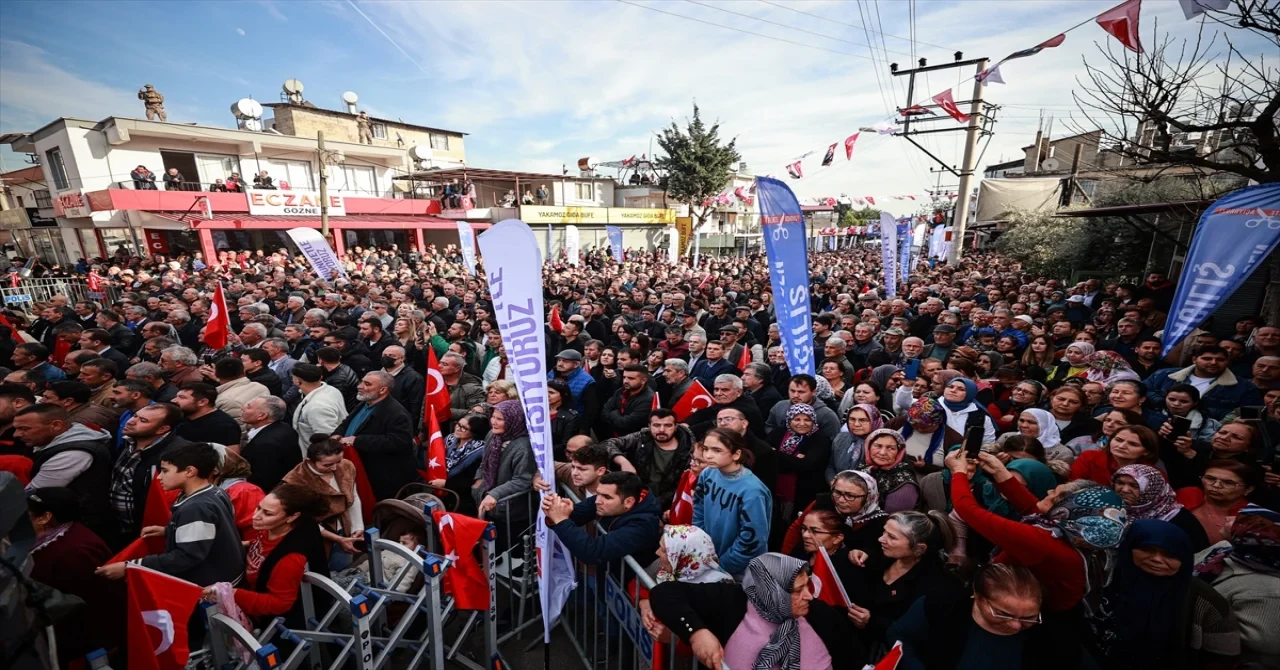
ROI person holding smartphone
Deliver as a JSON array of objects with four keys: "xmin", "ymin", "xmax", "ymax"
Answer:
[{"xmin": 1157, "ymin": 383, "xmax": 1221, "ymax": 443}]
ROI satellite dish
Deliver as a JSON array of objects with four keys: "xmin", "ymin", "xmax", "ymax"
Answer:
[
  {"xmin": 410, "ymin": 145, "xmax": 434, "ymax": 161},
  {"xmin": 342, "ymin": 91, "xmax": 359, "ymax": 104},
  {"xmin": 1041, "ymin": 157, "xmax": 1062, "ymax": 171},
  {"xmin": 283, "ymin": 79, "xmax": 304, "ymax": 94},
  {"xmin": 231, "ymin": 98, "xmax": 262, "ymax": 119}
]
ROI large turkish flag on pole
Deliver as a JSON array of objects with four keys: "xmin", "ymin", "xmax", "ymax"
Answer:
[{"xmin": 203, "ymin": 282, "xmax": 231, "ymax": 350}]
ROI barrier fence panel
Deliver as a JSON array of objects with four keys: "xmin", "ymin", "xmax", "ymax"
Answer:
[{"xmin": 0, "ymin": 277, "xmax": 122, "ymax": 313}]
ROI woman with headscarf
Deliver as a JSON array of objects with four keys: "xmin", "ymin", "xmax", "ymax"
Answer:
[
  {"xmin": 1078, "ymin": 350, "xmax": 1139, "ymax": 387},
  {"xmin": 940, "ymin": 450, "xmax": 1058, "ymax": 562},
  {"xmin": 812, "ymin": 376, "xmax": 839, "ymax": 413},
  {"xmin": 940, "ymin": 377, "xmax": 998, "ymax": 445},
  {"xmin": 1048, "ymin": 342, "xmax": 1094, "ymax": 387},
  {"xmin": 1194, "ymin": 504, "xmax": 1280, "ymax": 665},
  {"xmin": 999, "ymin": 408, "xmax": 1073, "ymax": 463},
  {"xmin": 901, "ymin": 397, "xmax": 961, "ymax": 473},
  {"xmin": 870, "ymin": 363, "xmax": 911, "ymax": 416},
  {"xmin": 827, "ymin": 404, "xmax": 882, "ymax": 482},
  {"xmin": 945, "ymin": 449, "xmax": 1129, "ymax": 615},
  {"xmin": 770, "ymin": 403, "xmax": 832, "ymax": 520},
  {"xmin": 1071, "ymin": 425, "xmax": 1161, "ymax": 486},
  {"xmin": 861, "ymin": 428, "xmax": 920, "ymax": 513},
  {"xmin": 649, "ymin": 552, "xmax": 863, "ymax": 669},
  {"xmin": 1089, "ymin": 519, "xmax": 1239, "ymax": 670},
  {"xmin": 1111, "ymin": 464, "xmax": 1208, "ymax": 551},
  {"xmin": 977, "ymin": 351, "xmax": 1005, "ymax": 379},
  {"xmin": 780, "ymin": 470, "xmax": 890, "ymax": 567},
  {"xmin": 474, "ymin": 400, "xmax": 537, "ymax": 548},
  {"xmin": 638, "ymin": 525, "xmax": 734, "ymax": 670},
  {"xmin": 430, "ymin": 413, "xmax": 490, "ymax": 512}
]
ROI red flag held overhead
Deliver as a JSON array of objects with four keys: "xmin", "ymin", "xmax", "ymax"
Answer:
[
  {"xmin": 844, "ymin": 133, "xmax": 860, "ymax": 160},
  {"xmin": 203, "ymin": 282, "xmax": 231, "ymax": 350},
  {"xmin": 931, "ymin": 89, "xmax": 970, "ymax": 124},
  {"xmin": 671, "ymin": 380, "xmax": 715, "ymax": 422},
  {"xmin": 1097, "ymin": 0, "xmax": 1143, "ymax": 53},
  {"xmin": 549, "ymin": 306, "xmax": 564, "ymax": 334}
]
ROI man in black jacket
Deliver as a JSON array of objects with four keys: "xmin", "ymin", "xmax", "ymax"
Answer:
[
  {"xmin": 108, "ymin": 403, "xmax": 190, "ymax": 547},
  {"xmin": 383, "ymin": 345, "xmax": 424, "ymax": 431},
  {"xmin": 599, "ymin": 409, "xmax": 694, "ymax": 510},
  {"xmin": 240, "ymin": 396, "xmax": 300, "ymax": 491},
  {"xmin": 685, "ymin": 373, "xmax": 766, "ymax": 438},
  {"xmin": 96, "ymin": 310, "xmax": 139, "ymax": 358},
  {"xmin": 334, "ymin": 371, "xmax": 416, "ymax": 501},
  {"xmin": 79, "ymin": 328, "xmax": 132, "ymax": 371},
  {"xmin": 742, "ymin": 362, "xmax": 783, "ymax": 419},
  {"xmin": 322, "ymin": 331, "xmax": 373, "ymax": 378},
  {"xmin": 599, "ymin": 365, "xmax": 655, "ymax": 439},
  {"xmin": 316, "ymin": 346, "xmax": 359, "ymax": 410},
  {"xmin": 240, "ymin": 349, "xmax": 283, "ymax": 397}
]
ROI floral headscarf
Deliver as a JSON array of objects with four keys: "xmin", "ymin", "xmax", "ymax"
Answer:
[
  {"xmin": 847, "ymin": 403, "xmax": 884, "ymax": 435},
  {"xmin": 656, "ymin": 525, "xmax": 734, "ymax": 584},
  {"xmin": 1113, "ymin": 464, "xmax": 1181, "ymax": 522},
  {"xmin": 835, "ymin": 470, "xmax": 886, "ymax": 526},
  {"xmin": 1194, "ymin": 504, "xmax": 1280, "ymax": 579},
  {"xmin": 907, "ymin": 397, "xmax": 945, "ymax": 433},
  {"xmin": 1077, "ymin": 350, "xmax": 1138, "ymax": 384},
  {"xmin": 1024, "ymin": 485, "xmax": 1128, "ymax": 550},
  {"xmin": 778, "ymin": 404, "xmax": 817, "ymax": 456},
  {"xmin": 860, "ymin": 428, "xmax": 915, "ymax": 496},
  {"xmin": 813, "ymin": 376, "xmax": 835, "ymax": 402},
  {"xmin": 481, "ymin": 400, "xmax": 528, "ymax": 489}
]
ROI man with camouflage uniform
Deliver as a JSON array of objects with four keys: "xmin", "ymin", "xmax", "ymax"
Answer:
[
  {"xmin": 138, "ymin": 84, "xmax": 166, "ymax": 121},
  {"xmin": 356, "ymin": 111, "xmax": 373, "ymax": 145}
]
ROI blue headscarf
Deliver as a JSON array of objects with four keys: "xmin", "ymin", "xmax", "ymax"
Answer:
[
  {"xmin": 1097, "ymin": 520, "xmax": 1193, "ymax": 666},
  {"xmin": 941, "ymin": 377, "xmax": 979, "ymax": 412}
]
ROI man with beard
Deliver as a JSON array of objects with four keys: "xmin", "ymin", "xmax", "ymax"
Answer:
[
  {"xmin": 334, "ymin": 371, "xmax": 416, "ymax": 500},
  {"xmin": 600, "ymin": 408, "xmax": 694, "ymax": 510},
  {"xmin": 599, "ymin": 365, "xmax": 655, "ymax": 438}
]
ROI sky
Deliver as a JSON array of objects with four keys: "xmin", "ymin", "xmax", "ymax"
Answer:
[{"xmin": 0, "ymin": 0, "xmax": 1269, "ymax": 207}]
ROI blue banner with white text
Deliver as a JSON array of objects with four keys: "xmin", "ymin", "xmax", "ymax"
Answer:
[
  {"xmin": 879, "ymin": 211, "xmax": 898, "ymax": 297},
  {"xmin": 756, "ymin": 176, "xmax": 815, "ymax": 377},
  {"xmin": 898, "ymin": 219, "xmax": 912, "ymax": 284},
  {"xmin": 1162, "ymin": 183, "xmax": 1280, "ymax": 356},
  {"xmin": 606, "ymin": 225, "xmax": 624, "ymax": 263}
]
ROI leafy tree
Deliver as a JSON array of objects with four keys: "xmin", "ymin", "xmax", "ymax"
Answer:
[{"xmin": 655, "ymin": 104, "xmax": 741, "ymax": 233}]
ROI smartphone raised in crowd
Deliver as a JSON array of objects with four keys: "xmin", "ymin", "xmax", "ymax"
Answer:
[
  {"xmin": 964, "ymin": 425, "xmax": 984, "ymax": 460},
  {"xmin": 1169, "ymin": 416, "xmax": 1192, "ymax": 439},
  {"xmin": 904, "ymin": 359, "xmax": 921, "ymax": 381},
  {"xmin": 1240, "ymin": 406, "xmax": 1263, "ymax": 420}
]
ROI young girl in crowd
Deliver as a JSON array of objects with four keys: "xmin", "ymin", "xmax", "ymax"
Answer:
[{"xmin": 692, "ymin": 428, "xmax": 772, "ymax": 577}]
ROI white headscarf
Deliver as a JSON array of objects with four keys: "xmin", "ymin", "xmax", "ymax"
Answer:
[{"xmin": 1024, "ymin": 408, "xmax": 1063, "ymax": 449}]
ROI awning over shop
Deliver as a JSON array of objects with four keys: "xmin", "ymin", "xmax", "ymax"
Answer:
[{"xmin": 137, "ymin": 211, "xmax": 480, "ymax": 230}]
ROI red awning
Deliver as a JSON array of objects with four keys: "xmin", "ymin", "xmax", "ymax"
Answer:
[{"xmin": 144, "ymin": 212, "xmax": 478, "ymax": 230}]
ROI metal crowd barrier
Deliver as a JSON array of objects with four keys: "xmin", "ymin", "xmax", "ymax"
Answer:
[{"xmin": 0, "ymin": 277, "xmax": 122, "ymax": 313}]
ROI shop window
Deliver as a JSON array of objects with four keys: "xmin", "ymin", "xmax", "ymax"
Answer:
[
  {"xmin": 45, "ymin": 148, "xmax": 69, "ymax": 190},
  {"xmin": 34, "ymin": 190, "xmax": 52, "ymax": 208},
  {"xmin": 430, "ymin": 133, "xmax": 449, "ymax": 151},
  {"xmin": 372, "ymin": 123, "xmax": 388, "ymax": 140},
  {"xmin": 264, "ymin": 158, "xmax": 315, "ymax": 190}
]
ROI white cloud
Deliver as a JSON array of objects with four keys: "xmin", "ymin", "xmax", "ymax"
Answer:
[
  {"xmin": 259, "ymin": 0, "xmax": 288, "ymax": 22},
  {"xmin": 235, "ymin": 27, "xmax": 246, "ymax": 36}
]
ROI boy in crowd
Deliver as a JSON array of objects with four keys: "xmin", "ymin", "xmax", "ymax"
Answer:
[{"xmin": 96, "ymin": 442, "xmax": 244, "ymax": 586}]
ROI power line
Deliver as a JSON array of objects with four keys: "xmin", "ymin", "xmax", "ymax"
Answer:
[
  {"xmin": 615, "ymin": 0, "xmax": 872, "ymax": 59},
  {"xmin": 757, "ymin": 0, "xmax": 954, "ymax": 51},
  {"xmin": 683, "ymin": 0, "xmax": 915, "ymax": 57}
]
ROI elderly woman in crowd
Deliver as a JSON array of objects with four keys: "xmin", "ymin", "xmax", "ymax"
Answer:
[
  {"xmin": 771, "ymin": 403, "xmax": 832, "ymax": 519},
  {"xmin": 1193, "ymin": 505, "xmax": 1280, "ymax": 666},
  {"xmin": 827, "ymin": 403, "xmax": 882, "ymax": 482},
  {"xmin": 861, "ymin": 428, "xmax": 920, "ymax": 513},
  {"xmin": 1111, "ymin": 464, "xmax": 1210, "ymax": 552}
]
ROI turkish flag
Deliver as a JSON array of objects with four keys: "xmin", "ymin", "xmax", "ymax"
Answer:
[
  {"xmin": 809, "ymin": 548, "xmax": 851, "ymax": 608},
  {"xmin": 126, "ymin": 565, "xmax": 203, "ymax": 670},
  {"xmin": 872, "ymin": 641, "xmax": 905, "ymax": 670},
  {"xmin": 203, "ymin": 282, "xmax": 231, "ymax": 350},
  {"xmin": 0, "ymin": 313, "xmax": 24, "ymax": 343},
  {"xmin": 111, "ymin": 473, "xmax": 180, "ymax": 562},
  {"xmin": 341, "ymin": 445, "xmax": 378, "ymax": 526},
  {"xmin": 432, "ymin": 510, "xmax": 491, "ymax": 611},
  {"xmin": 671, "ymin": 380, "xmax": 714, "ymax": 422},
  {"xmin": 844, "ymin": 132, "xmax": 860, "ymax": 160},
  {"xmin": 425, "ymin": 347, "xmax": 451, "ymax": 425},
  {"xmin": 668, "ymin": 470, "xmax": 697, "ymax": 525},
  {"xmin": 1097, "ymin": 0, "xmax": 1143, "ymax": 53},
  {"xmin": 736, "ymin": 343, "xmax": 750, "ymax": 371},
  {"xmin": 549, "ymin": 306, "xmax": 564, "ymax": 334},
  {"xmin": 931, "ymin": 89, "xmax": 970, "ymax": 124},
  {"xmin": 651, "ymin": 392, "xmax": 660, "ymax": 411},
  {"xmin": 418, "ymin": 408, "xmax": 448, "ymax": 483},
  {"xmin": 786, "ymin": 160, "xmax": 803, "ymax": 179},
  {"xmin": 87, "ymin": 270, "xmax": 102, "ymax": 292}
]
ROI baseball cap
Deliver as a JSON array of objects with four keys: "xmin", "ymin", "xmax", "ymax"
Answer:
[
  {"xmin": 1014, "ymin": 315, "xmax": 1034, "ymax": 325},
  {"xmin": 555, "ymin": 350, "xmax": 583, "ymax": 362}
]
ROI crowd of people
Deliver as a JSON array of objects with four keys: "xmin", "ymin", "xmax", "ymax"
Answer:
[
  {"xmin": 3, "ymin": 239, "xmax": 1279, "ymax": 670},
  {"xmin": 128, "ymin": 165, "xmax": 282, "ymax": 192}
]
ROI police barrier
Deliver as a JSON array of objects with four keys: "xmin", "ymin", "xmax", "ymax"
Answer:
[{"xmin": 0, "ymin": 277, "xmax": 122, "ymax": 313}]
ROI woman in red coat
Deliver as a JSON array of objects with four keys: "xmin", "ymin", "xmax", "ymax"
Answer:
[
  {"xmin": 1070, "ymin": 425, "xmax": 1160, "ymax": 486},
  {"xmin": 215, "ymin": 448, "xmax": 267, "ymax": 540}
]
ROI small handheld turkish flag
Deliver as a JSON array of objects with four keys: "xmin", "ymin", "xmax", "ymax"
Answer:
[
  {"xmin": 110, "ymin": 473, "xmax": 179, "ymax": 562},
  {"xmin": 651, "ymin": 392, "xmax": 660, "ymax": 411},
  {"xmin": 433, "ymin": 510, "xmax": 492, "ymax": 611},
  {"xmin": 203, "ymin": 282, "xmax": 231, "ymax": 350},
  {"xmin": 668, "ymin": 470, "xmax": 697, "ymax": 525},
  {"xmin": 864, "ymin": 641, "xmax": 905, "ymax": 670},
  {"xmin": 126, "ymin": 565, "xmax": 203, "ymax": 670},
  {"xmin": 419, "ymin": 408, "xmax": 448, "ymax": 483},
  {"xmin": 809, "ymin": 548, "xmax": 852, "ymax": 608},
  {"xmin": 425, "ymin": 347, "xmax": 452, "ymax": 424},
  {"xmin": 549, "ymin": 306, "xmax": 564, "ymax": 334},
  {"xmin": 671, "ymin": 380, "xmax": 715, "ymax": 422},
  {"xmin": 736, "ymin": 343, "xmax": 751, "ymax": 371}
]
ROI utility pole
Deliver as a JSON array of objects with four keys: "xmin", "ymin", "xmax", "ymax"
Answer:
[
  {"xmin": 948, "ymin": 58, "xmax": 989, "ymax": 264},
  {"xmin": 890, "ymin": 55, "xmax": 993, "ymax": 264},
  {"xmin": 317, "ymin": 130, "xmax": 329, "ymax": 237}
]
